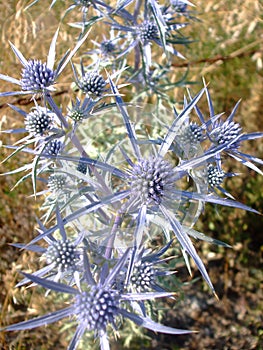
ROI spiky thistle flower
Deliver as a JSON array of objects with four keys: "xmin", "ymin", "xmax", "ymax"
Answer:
[
  {"xmin": 72, "ymin": 62, "xmax": 107, "ymax": 97},
  {"xmin": 48, "ymin": 173, "xmax": 68, "ymax": 193},
  {"xmin": 128, "ymin": 156, "xmax": 177, "ymax": 206},
  {"xmin": 13, "ymin": 209, "xmax": 82, "ymax": 289},
  {"xmin": 21, "ymin": 59, "xmax": 55, "ymax": 92},
  {"xmin": 190, "ymin": 85, "xmax": 263, "ymax": 175},
  {"xmin": 32, "ymin": 83, "xmax": 261, "ymax": 296},
  {"xmin": 209, "ymin": 119, "xmax": 242, "ymax": 149},
  {"xmin": 207, "ymin": 164, "xmax": 226, "ymax": 188},
  {"xmin": 44, "ymin": 139, "xmax": 62, "ymax": 156},
  {"xmin": 128, "ymin": 241, "xmax": 175, "ymax": 293},
  {"xmin": 177, "ymin": 122, "xmax": 203, "ymax": 145},
  {"xmin": 3, "ymin": 250, "xmax": 191, "ymax": 350},
  {"xmin": 139, "ymin": 21, "xmax": 159, "ymax": 44},
  {"xmin": 108, "ymin": 3, "xmax": 188, "ymax": 67},
  {"xmin": 66, "ymin": 96, "xmax": 94, "ymax": 121},
  {"xmin": 0, "ymin": 29, "xmax": 89, "ymax": 97},
  {"xmin": 100, "ymin": 40, "xmax": 116, "ymax": 55},
  {"xmin": 24, "ymin": 106, "xmax": 53, "ymax": 136},
  {"xmin": 45, "ymin": 239, "xmax": 79, "ymax": 272}
]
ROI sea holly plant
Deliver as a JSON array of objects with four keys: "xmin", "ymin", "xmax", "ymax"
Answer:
[{"xmin": 0, "ymin": 1, "xmax": 263, "ymax": 350}]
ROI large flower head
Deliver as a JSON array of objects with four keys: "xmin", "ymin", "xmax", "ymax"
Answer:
[{"xmin": 3, "ymin": 250, "xmax": 191, "ymax": 349}]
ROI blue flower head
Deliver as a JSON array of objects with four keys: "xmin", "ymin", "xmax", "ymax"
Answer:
[
  {"xmin": 2, "ymin": 250, "xmax": 191, "ymax": 349},
  {"xmin": 0, "ymin": 29, "xmax": 90, "ymax": 97}
]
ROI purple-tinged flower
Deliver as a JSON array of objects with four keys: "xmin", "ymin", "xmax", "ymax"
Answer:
[
  {"xmin": 100, "ymin": 39, "xmax": 116, "ymax": 55},
  {"xmin": 78, "ymin": 71, "xmax": 106, "ymax": 96},
  {"xmin": 2, "ymin": 250, "xmax": 191, "ymax": 349},
  {"xmin": 66, "ymin": 96, "xmax": 95, "ymax": 121},
  {"xmin": 20, "ymin": 59, "xmax": 55, "ymax": 92},
  {"xmin": 107, "ymin": 3, "xmax": 187, "ymax": 69},
  {"xmin": 45, "ymin": 139, "xmax": 62, "ymax": 156},
  {"xmin": 190, "ymin": 85, "xmax": 263, "ymax": 175},
  {"xmin": 48, "ymin": 173, "xmax": 68, "ymax": 193},
  {"xmin": 0, "ymin": 29, "xmax": 89, "ymax": 97},
  {"xmin": 209, "ymin": 118, "xmax": 242, "ymax": 150},
  {"xmin": 129, "ymin": 241, "xmax": 175, "ymax": 293},
  {"xmin": 13, "ymin": 209, "xmax": 83, "ymax": 289},
  {"xmin": 139, "ymin": 21, "xmax": 159, "ymax": 44},
  {"xmin": 128, "ymin": 156, "xmax": 177, "ymax": 206},
  {"xmin": 72, "ymin": 62, "xmax": 107, "ymax": 98},
  {"xmin": 177, "ymin": 122, "xmax": 203, "ymax": 145},
  {"xmin": 207, "ymin": 164, "xmax": 225, "ymax": 188},
  {"xmin": 24, "ymin": 106, "xmax": 53, "ymax": 136},
  {"xmin": 24, "ymin": 83, "xmax": 261, "ymax": 295}
]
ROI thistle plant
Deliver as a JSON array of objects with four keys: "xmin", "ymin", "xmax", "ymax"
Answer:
[{"xmin": 0, "ymin": 1, "xmax": 262, "ymax": 350}]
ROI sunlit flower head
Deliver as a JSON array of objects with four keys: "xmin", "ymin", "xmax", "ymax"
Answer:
[{"xmin": 128, "ymin": 156, "xmax": 176, "ymax": 206}]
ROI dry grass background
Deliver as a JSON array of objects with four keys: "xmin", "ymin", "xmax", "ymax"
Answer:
[{"xmin": 0, "ymin": 0, "xmax": 262, "ymax": 349}]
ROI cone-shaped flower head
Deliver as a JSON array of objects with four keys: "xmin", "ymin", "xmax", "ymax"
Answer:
[
  {"xmin": 130, "ymin": 261, "xmax": 155, "ymax": 292},
  {"xmin": 45, "ymin": 239, "xmax": 79, "ymax": 272},
  {"xmin": 74, "ymin": 286, "xmax": 119, "ymax": 333},
  {"xmin": 67, "ymin": 107, "xmax": 86, "ymax": 121},
  {"xmin": 48, "ymin": 174, "xmax": 67, "ymax": 193},
  {"xmin": 139, "ymin": 21, "xmax": 159, "ymax": 44},
  {"xmin": 207, "ymin": 164, "xmax": 225, "ymax": 187},
  {"xmin": 210, "ymin": 121, "xmax": 242, "ymax": 149},
  {"xmin": 177, "ymin": 122, "xmax": 203, "ymax": 144},
  {"xmin": 21, "ymin": 60, "xmax": 55, "ymax": 92},
  {"xmin": 24, "ymin": 107, "xmax": 52, "ymax": 136},
  {"xmin": 79, "ymin": 72, "xmax": 106, "ymax": 96},
  {"xmin": 45, "ymin": 139, "xmax": 62, "ymax": 156},
  {"xmin": 129, "ymin": 156, "xmax": 176, "ymax": 205}
]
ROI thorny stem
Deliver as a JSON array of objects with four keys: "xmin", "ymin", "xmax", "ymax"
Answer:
[
  {"xmin": 133, "ymin": 0, "xmax": 142, "ymax": 72},
  {"xmin": 104, "ymin": 212, "xmax": 123, "ymax": 259},
  {"xmin": 45, "ymin": 93, "xmax": 69, "ymax": 129}
]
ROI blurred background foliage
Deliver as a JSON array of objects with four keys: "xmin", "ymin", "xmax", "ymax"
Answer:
[{"xmin": 0, "ymin": 0, "xmax": 262, "ymax": 349}]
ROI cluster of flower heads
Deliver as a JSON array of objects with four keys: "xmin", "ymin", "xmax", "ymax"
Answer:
[{"xmin": 0, "ymin": 1, "xmax": 262, "ymax": 349}]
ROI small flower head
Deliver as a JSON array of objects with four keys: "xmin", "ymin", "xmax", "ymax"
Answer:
[
  {"xmin": 74, "ymin": 286, "xmax": 119, "ymax": 332},
  {"xmin": 212, "ymin": 121, "xmax": 242, "ymax": 148},
  {"xmin": 67, "ymin": 107, "xmax": 86, "ymax": 121},
  {"xmin": 177, "ymin": 122, "xmax": 203, "ymax": 144},
  {"xmin": 100, "ymin": 40, "xmax": 116, "ymax": 55},
  {"xmin": 45, "ymin": 139, "xmax": 62, "ymax": 156},
  {"xmin": 21, "ymin": 60, "xmax": 55, "ymax": 92},
  {"xmin": 129, "ymin": 156, "xmax": 176, "ymax": 205},
  {"xmin": 24, "ymin": 107, "xmax": 52, "ymax": 136},
  {"xmin": 77, "ymin": 161, "xmax": 88, "ymax": 174},
  {"xmin": 67, "ymin": 97, "xmax": 92, "ymax": 121},
  {"xmin": 45, "ymin": 239, "xmax": 79, "ymax": 272},
  {"xmin": 139, "ymin": 21, "xmax": 159, "ymax": 44},
  {"xmin": 48, "ymin": 173, "xmax": 67, "ymax": 193},
  {"xmin": 207, "ymin": 164, "xmax": 225, "ymax": 188},
  {"xmin": 78, "ymin": 71, "xmax": 106, "ymax": 96},
  {"xmin": 130, "ymin": 261, "xmax": 155, "ymax": 292}
]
